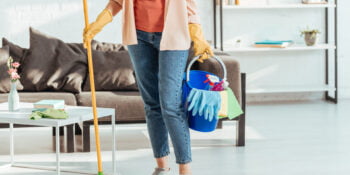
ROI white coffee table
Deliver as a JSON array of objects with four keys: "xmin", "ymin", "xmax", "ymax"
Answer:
[{"xmin": 0, "ymin": 102, "xmax": 117, "ymax": 175}]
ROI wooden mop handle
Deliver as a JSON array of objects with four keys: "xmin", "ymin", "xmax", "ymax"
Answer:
[
  {"xmin": 83, "ymin": 0, "xmax": 89, "ymax": 27},
  {"xmin": 82, "ymin": 0, "xmax": 104, "ymax": 174}
]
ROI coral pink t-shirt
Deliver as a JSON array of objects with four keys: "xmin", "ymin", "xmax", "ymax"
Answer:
[{"xmin": 134, "ymin": 0, "xmax": 165, "ymax": 33}]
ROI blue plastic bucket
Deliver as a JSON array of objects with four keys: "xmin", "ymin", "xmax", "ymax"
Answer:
[
  {"xmin": 183, "ymin": 56, "xmax": 228, "ymax": 132},
  {"xmin": 182, "ymin": 70, "xmax": 220, "ymax": 132}
]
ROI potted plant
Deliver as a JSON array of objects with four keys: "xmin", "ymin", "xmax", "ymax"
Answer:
[
  {"xmin": 302, "ymin": 0, "xmax": 326, "ymax": 4},
  {"xmin": 300, "ymin": 29, "xmax": 321, "ymax": 46},
  {"xmin": 234, "ymin": 39, "xmax": 242, "ymax": 48}
]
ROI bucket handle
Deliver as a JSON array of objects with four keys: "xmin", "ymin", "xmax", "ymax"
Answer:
[{"xmin": 186, "ymin": 55, "xmax": 227, "ymax": 83}]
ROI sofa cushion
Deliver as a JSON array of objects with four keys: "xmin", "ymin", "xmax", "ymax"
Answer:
[
  {"xmin": 91, "ymin": 40, "xmax": 127, "ymax": 52},
  {"xmin": 76, "ymin": 91, "xmax": 145, "ymax": 122},
  {"xmin": 2, "ymin": 38, "xmax": 27, "ymax": 68},
  {"xmin": 82, "ymin": 49, "xmax": 138, "ymax": 91},
  {"xmin": 0, "ymin": 46, "xmax": 24, "ymax": 93},
  {"xmin": 83, "ymin": 40, "xmax": 137, "ymax": 91},
  {"xmin": 0, "ymin": 92, "xmax": 77, "ymax": 106},
  {"xmin": 0, "ymin": 45, "xmax": 9, "ymax": 63},
  {"xmin": 20, "ymin": 28, "xmax": 87, "ymax": 93}
]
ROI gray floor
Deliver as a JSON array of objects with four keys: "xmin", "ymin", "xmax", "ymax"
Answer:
[{"xmin": 0, "ymin": 99, "xmax": 349, "ymax": 175}]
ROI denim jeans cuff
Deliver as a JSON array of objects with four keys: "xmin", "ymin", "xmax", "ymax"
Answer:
[
  {"xmin": 154, "ymin": 151, "xmax": 170, "ymax": 159},
  {"xmin": 176, "ymin": 158, "xmax": 192, "ymax": 164}
]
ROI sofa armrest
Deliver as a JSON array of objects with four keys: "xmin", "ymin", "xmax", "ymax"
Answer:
[{"xmin": 194, "ymin": 56, "xmax": 241, "ymax": 105}]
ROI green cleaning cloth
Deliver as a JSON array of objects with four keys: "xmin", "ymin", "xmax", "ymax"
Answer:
[
  {"xmin": 227, "ymin": 87, "xmax": 244, "ymax": 120},
  {"xmin": 29, "ymin": 108, "xmax": 69, "ymax": 120}
]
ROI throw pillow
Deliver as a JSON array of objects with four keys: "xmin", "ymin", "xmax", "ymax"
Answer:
[
  {"xmin": 82, "ymin": 49, "xmax": 138, "ymax": 91},
  {"xmin": 91, "ymin": 40, "xmax": 127, "ymax": 52},
  {"xmin": 2, "ymin": 38, "xmax": 28, "ymax": 74},
  {"xmin": 20, "ymin": 27, "xmax": 87, "ymax": 93},
  {"xmin": 0, "ymin": 46, "xmax": 24, "ymax": 93}
]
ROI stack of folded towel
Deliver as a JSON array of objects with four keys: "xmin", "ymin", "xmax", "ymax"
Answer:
[{"xmin": 30, "ymin": 99, "xmax": 68, "ymax": 120}]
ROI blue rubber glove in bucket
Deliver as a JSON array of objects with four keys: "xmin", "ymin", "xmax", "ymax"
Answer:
[{"xmin": 187, "ymin": 88, "xmax": 221, "ymax": 122}]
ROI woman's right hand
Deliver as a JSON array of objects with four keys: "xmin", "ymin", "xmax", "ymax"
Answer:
[{"xmin": 83, "ymin": 9, "xmax": 113, "ymax": 48}]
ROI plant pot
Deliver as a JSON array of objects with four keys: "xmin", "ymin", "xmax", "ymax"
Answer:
[
  {"xmin": 304, "ymin": 33, "xmax": 319, "ymax": 46},
  {"xmin": 8, "ymin": 81, "xmax": 20, "ymax": 111},
  {"xmin": 235, "ymin": 42, "xmax": 241, "ymax": 48},
  {"xmin": 302, "ymin": 0, "xmax": 324, "ymax": 3}
]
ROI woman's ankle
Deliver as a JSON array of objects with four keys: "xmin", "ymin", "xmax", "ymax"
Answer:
[
  {"xmin": 156, "ymin": 156, "xmax": 170, "ymax": 170},
  {"xmin": 179, "ymin": 163, "xmax": 191, "ymax": 175}
]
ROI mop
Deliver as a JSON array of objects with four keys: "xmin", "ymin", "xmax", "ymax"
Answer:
[{"xmin": 82, "ymin": 0, "xmax": 104, "ymax": 174}]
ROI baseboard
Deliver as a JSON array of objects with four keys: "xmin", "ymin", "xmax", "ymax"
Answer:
[
  {"xmin": 247, "ymin": 92, "xmax": 324, "ymax": 103},
  {"xmin": 246, "ymin": 86, "xmax": 350, "ymax": 103}
]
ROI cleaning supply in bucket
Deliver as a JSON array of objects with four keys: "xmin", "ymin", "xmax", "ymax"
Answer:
[
  {"xmin": 211, "ymin": 80, "xmax": 225, "ymax": 91},
  {"xmin": 182, "ymin": 55, "xmax": 244, "ymax": 132},
  {"xmin": 226, "ymin": 87, "xmax": 243, "ymax": 119},
  {"xmin": 218, "ymin": 90, "xmax": 228, "ymax": 117},
  {"xmin": 182, "ymin": 70, "xmax": 222, "ymax": 132},
  {"xmin": 182, "ymin": 56, "xmax": 223, "ymax": 132},
  {"xmin": 218, "ymin": 87, "xmax": 243, "ymax": 119},
  {"xmin": 187, "ymin": 88, "xmax": 221, "ymax": 122}
]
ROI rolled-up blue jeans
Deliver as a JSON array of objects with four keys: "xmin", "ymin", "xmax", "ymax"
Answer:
[{"xmin": 127, "ymin": 30, "xmax": 191, "ymax": 164}]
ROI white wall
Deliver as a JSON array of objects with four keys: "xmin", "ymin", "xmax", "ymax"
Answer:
[
  {"xmin": 337, "ymin": 0, "xmax": 350, "ymax": 99},
  {"xmin": 0, "ymin": 0, "xmax": 348, "ymax": 100},
  {"xmin": 0, "ymin": 0, "xmax": 122, "ymax": 47}
]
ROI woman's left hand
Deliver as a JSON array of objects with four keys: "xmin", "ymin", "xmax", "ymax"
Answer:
[{"xmin": 189, "ymin": 23, "xmax": 214, "ymax": 63}]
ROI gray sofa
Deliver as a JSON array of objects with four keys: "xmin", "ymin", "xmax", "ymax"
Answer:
[{"xmin": 0, "ymin": 28, "xmax": 246, "ymax": 152}]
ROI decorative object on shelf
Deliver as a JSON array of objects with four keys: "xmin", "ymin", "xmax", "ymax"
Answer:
[
  {"xmin": 301, "ymin": 29, "xmax": 321, "ymax": 46},
  {"xmin": 254, "ymin": 40, "xmax": 294, "ymax": 48},
  {"xmin": 235, "ymin": 39, "xmax": 242, "ymax": 48},
  {"xmin": 6, "ymin": 56, "xmax": 21, "ymax": 112},
  {"xmin": 302, "ymin": 0, "xmax": 327, "ymax": 4}
]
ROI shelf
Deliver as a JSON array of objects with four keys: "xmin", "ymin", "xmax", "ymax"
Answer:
[
  {"xmin": 247, "ymin": 85, "xmax": 336, "ymax": 94},
  {"xmin": 215, "ymin": 44, "xmax": 336, "ymax": 52},
  {"xmin": 222, "ymin": 3, "xmax": 336, "ymax": 9},
  {"xmin": 213, "ymin": 0, "xmax": 338, "ymax": 102}
]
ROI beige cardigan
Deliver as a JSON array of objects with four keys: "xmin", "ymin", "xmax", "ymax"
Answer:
[{"xmin": 111, "ymin": 0, "xmax": 200, "ymax": 50}]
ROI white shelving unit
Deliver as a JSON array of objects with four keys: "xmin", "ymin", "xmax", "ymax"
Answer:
[
  {"xmin": 218, "ymin": 43, "xmax": 336, "ymax": 52},
  {"xmin": 222, "ymin": 3, "xmax": 336, "ymax": 9},
  {"xmin": 213, "ymin": 0, "xmax": 338, "ymax": 103}
]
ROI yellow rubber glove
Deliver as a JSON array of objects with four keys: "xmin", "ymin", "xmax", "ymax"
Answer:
[
  {"xmin": 188, "ymin": 23, "xmax": 214, "ymax": 63},
  {"xmin": 83, "ymin": 9, "xmax": 113, "ymax": 48}
]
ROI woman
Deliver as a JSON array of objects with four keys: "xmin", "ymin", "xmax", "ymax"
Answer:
[{"xmin": 83, "ymin": 0, "xmax": 213, "ymax": 174}]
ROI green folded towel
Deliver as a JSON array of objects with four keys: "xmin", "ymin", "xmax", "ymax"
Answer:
[
  {"xmin": 29, "ymin": 108, "xmax": 69, "ymax": 120},
  {"xmin": 227, "ymin": 87, "xmax": 244, "ymax": 120}
]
